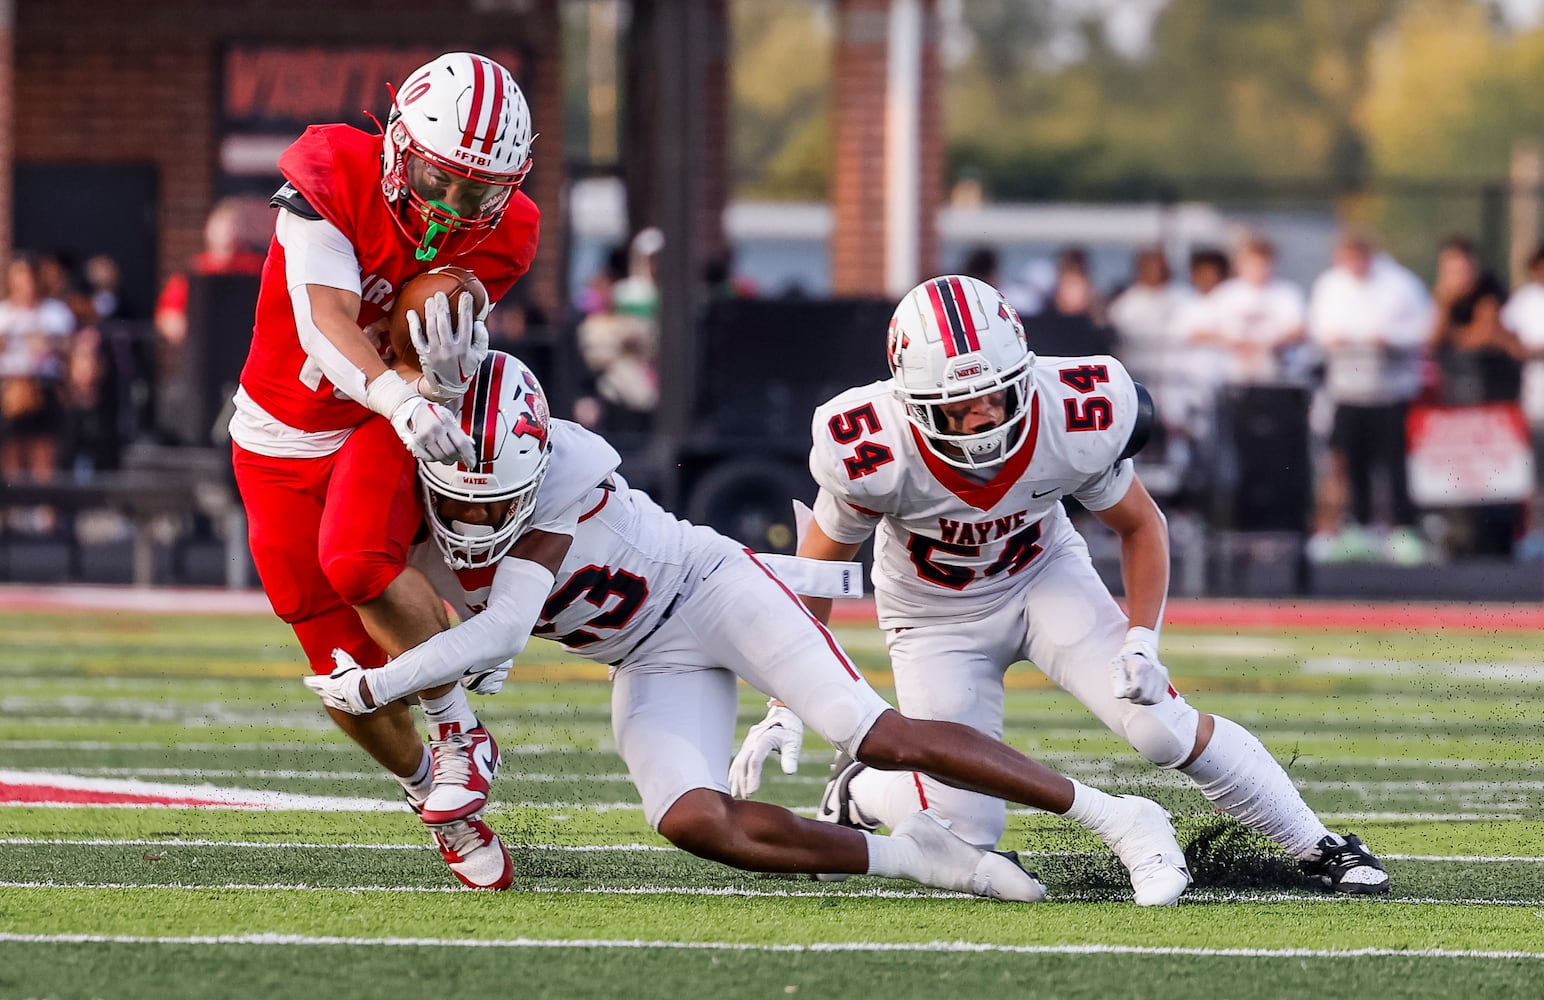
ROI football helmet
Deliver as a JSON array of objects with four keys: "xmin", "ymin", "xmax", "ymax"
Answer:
[
  {"xmin": 381, "ymin": 52, "xmax": 535, "ymax": 262},
  {"xmin": 419, "ymin": 351, "xmax": 551, "ymax": 569},
  {"xmin": 888, "ymin": 275, "xmax": 1035, "ymax": 469}
]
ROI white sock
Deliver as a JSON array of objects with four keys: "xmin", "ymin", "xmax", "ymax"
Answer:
[
  {"xmin": 396, "ymin": 745, "xmax": 433, "ymax": 806},
  {"xmin": 862, "ymin": 829, "xmax": 924, "ymax": 878},
  {"xmin": 1061, "ymin": 779, "xmax": 1121, "ymax": 837},
  {"xmin": 848, "ymin": 767, "xmax": 926, "ymax": 830},
  {"xmin": 1180, "ymin": 715, "xmax": 1329, "ymax": 859},
  {"xmin": 419, "ymin": 686, "xmax": 478, "ymax": 737}
]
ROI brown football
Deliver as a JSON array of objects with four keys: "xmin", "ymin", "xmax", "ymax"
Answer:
[{"xmin": 387, "ymin": 266, "xmax": 490, "ymax": 370}]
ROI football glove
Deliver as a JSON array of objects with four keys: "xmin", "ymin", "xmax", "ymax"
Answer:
[
  {"xmin": 728, "ymin": 701, "xmax": 804, "ymax": 799},
  {"xmin": 1110, "ymin": 626, "xmax": 1171, "ymax": 706},
  {"xmin": 462, "ymin": 658, "xmax": 512, "ymax": 696},
  {"xmin": 302, "ymin": 650, "xmax": 380, "ymax": 715},
  {"xmin": 408, "ymin": 291, "xmax": 486, "ymax": 403},
  {"xmin": 388, "ymin": 394, "xmax": 476, "ymax": 467}
]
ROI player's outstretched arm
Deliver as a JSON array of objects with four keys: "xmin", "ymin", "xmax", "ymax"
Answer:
[{"xmin": 304, "ymin": 531, "xmax": 572, "ymax": 714}]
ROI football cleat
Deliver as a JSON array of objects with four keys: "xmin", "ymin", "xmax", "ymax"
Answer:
[
  {"xmin": 420, "ymin": 720, "xmax": 501, "ymax": 825},
  {"xmin": 1301, "ymin": 833, "xmax": 1390, "ymax": 894},
  {"xmin": 816, "ymin": 752, "xmax": 881, "ymax": 831},
  {"xmin": 430, "ymin": 815, "xmax": 516, "ymax": 890},
  {"xmin": 891, "ymin": 809, "xmax": 1047, "ymax": 902},
  {"xmin": 812, "ymin": 752, "xmax": 880, "ymax": 882},
  {"xmin": 1099, "ymin": 795, "xmax": 1191, "ymax": 906}
]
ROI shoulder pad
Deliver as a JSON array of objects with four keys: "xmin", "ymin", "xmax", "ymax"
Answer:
[
  {"xmin": 270, "ymin": 180, "xmax": 323, "ymax": 221},
  {"xmin": 808, "ymin": 381, "xmax": 905, "ymax": 503},
  {"xmin": 1120, "ymin": 381, "xmax": 1157, "ymax": 460},
  {"xmin": 1035, "ymin": 356, "xmax": 1138, "ymax": 476}
]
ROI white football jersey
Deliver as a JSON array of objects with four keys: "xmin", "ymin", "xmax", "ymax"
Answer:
[
  {"xmin": 415, "ymin": 417, "xmax": 734, "ymax": 664},
  {"xmin": 810, "ymin": 355, "xmax": 1140, "ymax": 628}
]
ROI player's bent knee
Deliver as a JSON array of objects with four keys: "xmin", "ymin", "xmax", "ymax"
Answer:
[
  {"xmin": 321, "ymin": 552, "xmax": 402, "ymax": 608},
  {"xmin": 1123, "ymin": 698, "xmax": 1200, "ymax": 769},
  {"xmin": 854, "ymin": 710, "xmax": 931, "ymax": 771},
  {"xmin": 657, "ymin": 788, "xmax": 738, "ymax": 857}
]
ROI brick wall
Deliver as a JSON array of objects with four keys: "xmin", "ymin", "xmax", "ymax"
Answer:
[
  {"xmin": 10, "ymin": 0, "xmax": 564, "ymax": 314},
  {"xmin": 830, "ymin": 0, "xmax": 941, "ymax": 296}
]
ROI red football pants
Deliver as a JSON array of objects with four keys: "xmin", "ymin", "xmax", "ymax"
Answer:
[{"xmin": 233, "ymin": 416, "xmax": 423, "ymax": 673}]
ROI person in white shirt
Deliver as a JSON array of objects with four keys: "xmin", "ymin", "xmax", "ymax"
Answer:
[
  {"xmin": 1499, "ymin": 247, "xmax": 1544, "ymax": 551},
  {"xmin": 1306, "ymin": 237, "xmax": 1433, "ymax": 565},
  {"xmin": 1210, "ymin": 238, "xmax": 1307, "ymax": 386}
]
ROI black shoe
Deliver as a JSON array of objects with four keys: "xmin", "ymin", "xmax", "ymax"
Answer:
[
  {"xmin": 1300, "ymin": 833, "xmax": 1390, "ymax": 894},
  {"xmin": 816, "ymin": 752, "xmax": 879, "ymax": 831}
]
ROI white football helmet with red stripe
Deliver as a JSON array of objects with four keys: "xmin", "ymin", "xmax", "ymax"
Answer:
[
  {"xmin": 419, "ymin": 351, "xmax": 551, "ymax": 569},
  {"xmin": 888, "ymin": 275, "xmax": 1034, "ymax": 469},
  {"xmin": 382, "ymin": 52, "xmax": 535, "ymax": 262}
]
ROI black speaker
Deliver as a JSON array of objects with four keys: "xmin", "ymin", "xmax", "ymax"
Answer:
[
  {"xmin": 179, "ymin": 273, "xmax": 261, "ymax": 444},
  {"xmin": 1225, "ymin": 385, "xmax": 1312, "ymax": 532}
]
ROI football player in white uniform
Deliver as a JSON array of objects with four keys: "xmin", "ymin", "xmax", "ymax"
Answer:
[
  {"xmin": 733, "ymin": 275, "xmax": 1388, "ymax": 894},
  {"xmin": 306, "ymin": 351, "xmax": 1193, "ymax": 905}
]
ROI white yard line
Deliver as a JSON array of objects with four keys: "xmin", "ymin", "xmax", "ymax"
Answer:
[
  {"xmin": 3, "ymin": 882, "xmax": 1542, "ymax": 908},
  {"xmin": 3, "ymin": 837, "xmax": 1540, "ymax": 864}
]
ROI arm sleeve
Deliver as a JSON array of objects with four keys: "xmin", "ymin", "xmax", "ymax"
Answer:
[
  {"xmin": 277, "ymin": 210, "xmax": 373, "ymax": 405},
  {"xmin": 1071, "ymin": 458, "xmax": 1136, "ymax": 512},
  {"xmin": 362, "ymin": 557, "xmax": 557, "ymax": 706}
]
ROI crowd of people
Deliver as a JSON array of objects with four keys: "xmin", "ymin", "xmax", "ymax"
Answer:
[{"xmin": 959, "ymin": 232, "xmax": 1544, "ymax": 564}]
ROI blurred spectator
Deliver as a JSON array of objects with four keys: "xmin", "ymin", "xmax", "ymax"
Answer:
[
  {"xmin": 1001, "ymin": 258, "xmax": 1051, "ymax": 317},
  {"xmin": 1209, "ymin": 238, "xmax": 1307, "ymax": 386},
  {"xmin": 959, "ymin": 244, "xmax": 1000, "ymax": 286},
  {"xmin": 703, "ymin": 246, "xmax": 758, "ymax": 301},
  {"xmin": 1161, "ymin": 248, "xmax": 1232, "ymax": 447},
  {"xmin": 34, "ymin": 254, "xmax": 72, "ymax": 302},
  {"xmin": 59, "ymin": 290, "xmax": 122, "ymax": 477},
  {"xmin": 84, "ymin": 254, "xmax": 130, "ymax": 321},
  {"xmin": 1434, "ymin": 273, "xmax": 1526, "ymax": 557},
  {"xmin": 574, "ymin": 227, "xmax": 661, "ymax": 432},
  {"xmin": 1427, "ymin": 236, "xmax": 1481, "ymax": 348},
  {"xmin": 576, "ymin": 244, "xmax": 629, "ymax": 316},
  {"xmin": 1024, "ymin": 247, "xmax": 1115, "ymax": 357},
  {"xmin": 0, "ymin": 255, "xmax": 76, "ymax": 532},
  {"xmin": 1107, "ymin": 246, "xmax": 1191, "ymax": 392},
  {"xmin": 1306, "ymin": 236, "xmax": 1433, "ymax": 565},
  {"xmin": 1500, "ymin": 247, "xmax": 1544, "ymax": 555},
  {"xmin": 153, "ymin": 198, "xmax": 269, "ymax": 443}
]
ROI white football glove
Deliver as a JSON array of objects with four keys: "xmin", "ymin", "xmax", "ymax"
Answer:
[
  {"xmin": 408, "ymin": 291, "xmax": 485, "ymax": 403},
  {"xmin": 302, "ymin": 650, "xmax": 380, "ymax": 715},
  {"xmin": 387, "ymin": 394, "xmax": 476, "ymax": 467},
  {"xmin": 1110, "ymin": 626, "xmax": 1171, "ymax": 706},
  {"xmin": 462, "ymin": 658, "xmax": 512, "ymax": 696},
  {"xmin": 728, "ymin": 701, "xmax": 805, "ymax": 799}
]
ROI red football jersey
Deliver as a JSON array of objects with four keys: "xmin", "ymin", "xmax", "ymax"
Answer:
[{"xmin": 238, "ymin": 124, "xmax": 541, "ymax": 433}]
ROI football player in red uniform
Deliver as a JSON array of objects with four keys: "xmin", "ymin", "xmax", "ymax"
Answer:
[{"xmin": 229, "ymin": 52, "xmax": 540, "ymax": 888}]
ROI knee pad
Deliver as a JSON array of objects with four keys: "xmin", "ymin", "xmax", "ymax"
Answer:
[
  {"xmin": 1121, "ymin": 696, "xmax": 1201, "ymax": 769},
  {"xmin": 321, "ymin": 551, "xmax": 403, "ymax": 607}
]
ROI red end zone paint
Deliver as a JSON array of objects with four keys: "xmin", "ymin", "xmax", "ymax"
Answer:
[{"xmin": 0, "ymin": 784, "xmax": 260, "ymax": 809}]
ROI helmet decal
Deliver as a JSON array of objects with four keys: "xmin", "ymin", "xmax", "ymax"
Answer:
[{"xmin": 923, "ymin": 276, "xmax": 982, "ymax": 358}]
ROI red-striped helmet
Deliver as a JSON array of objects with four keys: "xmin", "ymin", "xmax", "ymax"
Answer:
[
  {"xmin": 381, "ymin": 52, "xmax": 535, "ymax": 263},
  {"xmin": 419, "ymin": 352, "xmax": 551, "ymax": 569},
  {"xmin": 888, "ymin": 275, "xmax": 1034, "ymax": 469}
]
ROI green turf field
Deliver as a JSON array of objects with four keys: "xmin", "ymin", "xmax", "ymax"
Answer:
[{"xmin": 1, "ymin": 607, "xmax": 1541, "ymax": 999}]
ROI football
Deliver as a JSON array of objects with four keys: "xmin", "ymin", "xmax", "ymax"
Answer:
[{"xmin": 387, "ymin": 266, "xmax": 490, "ymax": 370}]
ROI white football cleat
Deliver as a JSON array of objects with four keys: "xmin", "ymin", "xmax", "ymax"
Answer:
[
  {"xmin": 420, "ymin": 720, "xmax": 501, "ymax": 825},
  {"xmin": 1098, "ymin": 796, "xmax": 1190, "ymax": 906},
  {"xmin": 892, "ymin": 809, "xmax": 1047, "ymax": 902},
  {"xmin": 430, "ymin": 816, "xmax": 515, "ymax": 890}
]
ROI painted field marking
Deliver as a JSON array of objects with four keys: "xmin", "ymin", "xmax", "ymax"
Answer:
[
  {"xmin": 3, "ymin": 838, "xmax": 1540, "ymax": 864},
  {"xmin": 1303, "ymin": 658, "xmax": 1544, "ymax": 682},
  {"xmin": 3, "ymin": 882, "xmax": 1543, "ymax": 908}
]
